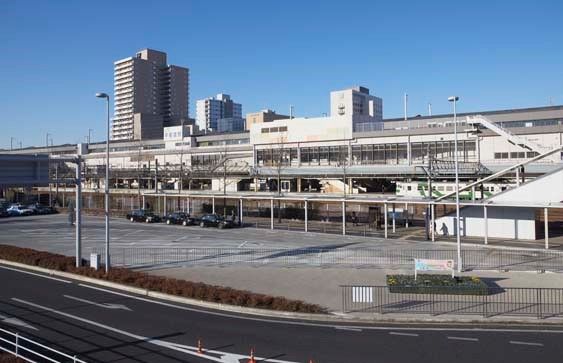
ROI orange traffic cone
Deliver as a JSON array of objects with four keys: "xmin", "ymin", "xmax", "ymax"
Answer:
[
  {"xmin": 197, "ymin": 339, "xmax": 203, "ymax": 354},
  {"xmin": 248, "ymin": 347, "xmax": 256, "ymax": 363}
]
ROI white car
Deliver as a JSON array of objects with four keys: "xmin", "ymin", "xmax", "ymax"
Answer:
[{"xmin": 7, "ymin": 204, "xmax": 34, "ymax": 216}]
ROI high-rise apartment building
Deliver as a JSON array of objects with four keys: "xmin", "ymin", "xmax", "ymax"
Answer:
[
  {"xmin": 112, "ymin": 49, "xmax": 189, "ymax": 140},
  {"xmin": 196, "ymin": 93, "xmax": 242, "ymax": 132}
]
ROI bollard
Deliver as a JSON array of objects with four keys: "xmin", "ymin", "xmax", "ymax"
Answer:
[
  {"xmin": 248, "ymin": 347, "xmax": 256, "ymax": 363},
  {"xmin": 197, "ymin": 338, "xmax": 203, "ymax": 354}
]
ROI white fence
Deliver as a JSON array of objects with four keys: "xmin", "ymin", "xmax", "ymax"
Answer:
[{"xmin": 0, "ymin": 327, "xmax": 87, "ymax": 363}]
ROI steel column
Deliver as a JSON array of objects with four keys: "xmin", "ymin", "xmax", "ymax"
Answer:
[
  {"xmin": 384, "ymin": 203, "xmax": 388, "ymax": 239},
  {"xmin": 484, "ymin": 205, "xmax": 488, "ymax": 245},
  {"xmin": 304, "ymin": 200, "xmax": 308, "ymax": 232},
  {"xmin": 342, "ymin": 200, "xmax": 346, "ymax": 235},
  {"xmin": 75, "ymin": 157, "xmax": 82, "ymax": 267},
  {"xmin": 270, "ymin": 198, "xmax": 274, "ymax": 230},
  {"xmin": 545, "ymin": 207, "xmax": 549, "ymax": 249}
]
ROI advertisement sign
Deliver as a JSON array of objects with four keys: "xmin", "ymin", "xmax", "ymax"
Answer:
[{"xmin": 414, "ymin": 258, "xmax": 455, "ymax": 278}]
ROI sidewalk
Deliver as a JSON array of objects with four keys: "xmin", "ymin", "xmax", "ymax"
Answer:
[{"xmin": 148, "ymin": 265, "xmax": 563, "ymax": 312}]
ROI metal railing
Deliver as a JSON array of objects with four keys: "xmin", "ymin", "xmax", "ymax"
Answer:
[
  {"xmin": 0, "ymin": 327, "xmax": 87, "ymax": 363},
  {"xmin": 89, "ymin": 246, "xmax": 563, "ymax": 272},
  {"xmin": 340, "ymin": 285, "xmax": 563, "ymax": 320}
]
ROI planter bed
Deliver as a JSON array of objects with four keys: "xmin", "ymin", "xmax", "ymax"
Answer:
[{"xmin": 387, "ymin": 274, "xmax": 489, "ymax": 295}]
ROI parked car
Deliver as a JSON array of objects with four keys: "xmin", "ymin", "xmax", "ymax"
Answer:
[
  {"xmin": 165, "ymin": 212, "xmax": 199, "ymax": 226},
  {"xmin": 0, "ymin": 208, "xmax": 9, "ymax": 218},
  {"xmin": 26, "ymin": 203, "xmax": 55, "ymax": 215},
  {"xmin": 7, "ymin": 204, "xmax": 35, "ymax": 216},
  {"xmin": 35, "ymin": 205, "xmax": 58, "ymax": 214},
  {"xmin": 126, "ymin": 209, "xmax": 161, "ymax": 223},
  {"xmin": 199, "ymin": 214, "xmax": 235, "ymax": 229}
]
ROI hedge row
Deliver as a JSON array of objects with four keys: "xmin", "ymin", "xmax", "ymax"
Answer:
[
  {"xmin": 0, "ymin": 245, "xmax": 327, "ymax": 314},
  {"xmin": 0, "ymin": 354, "xmax": 24, "ymax": 363}
]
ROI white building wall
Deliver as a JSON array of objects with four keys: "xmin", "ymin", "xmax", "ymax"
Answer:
[{"xmin": 436, "ymin": 206, "xmax": 536, "ymax": 240}]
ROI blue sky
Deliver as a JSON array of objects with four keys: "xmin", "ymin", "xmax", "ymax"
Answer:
[{"xmin": 1, "ymin": 0, "xmax": 562, "ymax": 147}]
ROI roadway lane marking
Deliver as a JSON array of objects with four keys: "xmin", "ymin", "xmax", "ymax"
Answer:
[
  {"xmin": 389, "ymin": 332, "xmax": 419, "ymax": 337},
  {"xmin": 0, "ymin": 313, "xmax": 38, "ymax": 331},
  {"xmin": 0, "ymin": 265, "xmax": 71, "ymax": 284},
  {"xmin": 64, "ymin": 295, "xmax": 132, "ymax": 311},
  {"xmin": 75, "ymin": 284, "xmax": 563, "ymax": 335},
  {"xmin": 335, "ymin": 327, "xmax": 362, "ymax": 332},
  {"xmin": 509, "ymin": 341, "xmax": 544, "ymax": 347},
  {"xmin": 10, "ymin": 298, "xmax": 299, "ymax": 363},
  {"xmin": 447, "ymin": 336, "xmax": 479, "ymax": 342}
]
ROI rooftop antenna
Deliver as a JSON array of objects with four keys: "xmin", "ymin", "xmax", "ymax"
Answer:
[
  {"xmin": 428, "ymin": 103, "xmax": 432, "ymax": 116},
  {"xmin": 289, "ymin": 105, "xmax": 294, "ymax": 119}
]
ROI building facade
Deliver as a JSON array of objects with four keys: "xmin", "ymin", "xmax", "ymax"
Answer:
[
  {"xmin": 245, "ymin": 109, "xmax": 290, "ymax": 130},
  {"xmin": 112, "ymin": 49, "xmax": 189, "ymax": 141},
  {"xmin": 196, "ymin": 94, "xmax": 242, "ymax": 132}
]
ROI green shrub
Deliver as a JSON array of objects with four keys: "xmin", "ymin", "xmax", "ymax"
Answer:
[{"xmin": 386, "ymin": 274, "xmax": 489, "ymax": 295}]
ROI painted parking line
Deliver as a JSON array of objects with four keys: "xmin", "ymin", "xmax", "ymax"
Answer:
[
  {"xmin": 389, "ymin": 332, "xmax": 419, "ymax": 337},
  {"xmin": 334, "ymin": 327, "xmax": 362, "ymax": 332},
  {"xmin": 447, "ymin": 336, "xmax": 479, "ymax": 342},
  {"xmin": 509, "ymin": 341, "xmax": 543, "ymax": 347}
]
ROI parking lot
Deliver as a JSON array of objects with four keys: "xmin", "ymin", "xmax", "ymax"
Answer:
[{"xmin": 0, "ymin": 213, "xmax": 422, "ymax": 256}]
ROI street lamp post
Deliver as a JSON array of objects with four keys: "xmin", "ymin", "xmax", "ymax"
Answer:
[
  {"xmin": 88, "ymin": 128, "xmax": 93, "ymax": 144},
  {"xmin": 96, "ymin": 92, "xmax": 111, "ymax": 273},
  {"xmin": 46, "ymin": 133, "xmax": 51, "ymax": 148},
  {"xmin": 10, "ymin": 137, "xmax": 15, "ymax": 151},
  {"xmin": 448, "ymin": 96, "xmax": 462, "ymax": 273}
]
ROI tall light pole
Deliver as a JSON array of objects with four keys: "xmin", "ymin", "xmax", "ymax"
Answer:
[
  {"xmin": 46, "ymin": 133, "xmax": 51, "ymax": 148},
  {"xmin": 96, "ymin": 92, "xmax": 111, "ymax": 273},
  {"xmin": 10, "ymin": 137, "xmax": 15, "ymax": 151},
  {"xmin": 88, "ymin": 128, "xmax": 93, "ymax": 144},
  {"xmin": 448, "ymin": 96, "xmax": 462, "ymax": 272}
]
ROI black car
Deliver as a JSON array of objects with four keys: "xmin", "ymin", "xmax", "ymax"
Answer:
[
  {"xmin": 165, "ymin": 212, "xmax": 199, "ymax": 226},
  {"xmin": 0, "ymin": 208, "xmax": 9, "ymax": 218},
  {"xmin": 199, "ymin": 214, "xmax": 235, "ymax": 229},
  {"xmin": 126, "ymin": 209, "xmax": 161, "ymax": 223}
]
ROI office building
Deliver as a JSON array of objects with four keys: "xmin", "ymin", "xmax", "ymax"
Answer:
[
  {"xmin": 112, "ymin": 49, "xmax": 189, "ymax": 141},
  {"xmin": 245, "ymin": 109, "xmax": 290, "ymax": 130},
  {"xmin": 196, "ymin": 93, "xmax": 242, "ymax": 132},
  {"xmin": 330, "ymin": 86, "xmax": 383, "ymax": 132}
]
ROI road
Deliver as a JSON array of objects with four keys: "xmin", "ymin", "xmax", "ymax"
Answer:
[{"xmin": 1, "ymin": 265, "xmax": 563, "ymax": 362}]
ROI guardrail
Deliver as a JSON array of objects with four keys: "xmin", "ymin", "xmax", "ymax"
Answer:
[
  {"xmin": 340, "ymin": 285, "xmax": 563, "ymax": 320},
  {"xmin": 89, "ymin": 247, "xmax": 563, "ymax": 272},
  {"xmin": 0, "ymin": 327, "xmax": 87, "ymax": 362}
]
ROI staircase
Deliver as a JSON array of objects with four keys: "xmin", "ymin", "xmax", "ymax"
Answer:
[{"xmin": 466, "ymin": 115, "xmax": 549, "ymax": 153}]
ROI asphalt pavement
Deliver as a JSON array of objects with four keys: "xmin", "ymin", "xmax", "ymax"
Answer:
[{"xmin": 1, "ymin": 265, "xmax": 563, "ymax": 362}]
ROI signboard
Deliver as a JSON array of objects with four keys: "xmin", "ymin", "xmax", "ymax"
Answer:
[
  {"xmin": 352, "ymin": 287, "xmax": 373, "ymax": 303},
  {"xmin": 414, "ymin": 258, "xmax": 455, "ymax": 279}
]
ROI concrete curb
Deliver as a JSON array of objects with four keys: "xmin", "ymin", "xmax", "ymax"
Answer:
[{"xmin": 3, "ymin": 258, "xmax": 563, "ymax": 326}]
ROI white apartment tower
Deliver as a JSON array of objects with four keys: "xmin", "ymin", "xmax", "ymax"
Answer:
[
  {"xmin": 112, "ymin": 49, "xmax": 189, "ymax": 140},
  {"xmin": 196, "ymin": 93, "xmax": 242, "ymax": 132}
]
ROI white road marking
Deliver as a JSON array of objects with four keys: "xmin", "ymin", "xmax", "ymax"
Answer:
[
  {"xmin": 0, "ymin": 313, "xmax": 38, "ymax": 330},
  {"xmin": 0, "ymin": 265, "xmax": 71, "ymax": 284},
  {"xmin": 389, "ymin": 332, "xmax": 419, "ymax": 337},
  {"xmin": 11, "ymin": 298, "xmax": 298, "ymax": 363},
  {"xmin": 335, "ymin": 327, "xmax": 362, "ymax": 332},
  {"xmin": 76, "ymin": 284, "xmax": 563, "ymax": 335},
  {"xmin": 448, "ymin": 336, "xmax": 479, "ymax": 342},
  {"xmin": 64, "ymin": 295, "xmax": 132, "ymax": 311},
  {"xmin": 509, "ymin": 341, "xmax": 544, "ymax": 347}
]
